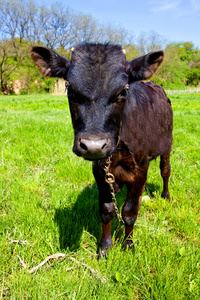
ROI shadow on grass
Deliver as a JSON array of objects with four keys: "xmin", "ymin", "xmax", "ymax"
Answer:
[
  {"xmin": 54, "ymin": 183, "xmax": 128, "ymax": 252},
  {"xmin": 54, "ymin": 184, "xmax": 102, "ymax": 252},
  {"xmin": 145, "ymin": 182, "xmax": 160, "ymax": 197},
  {"xmin": 54, "ymin": 180, "xmax": 160, "ymax": 252}
]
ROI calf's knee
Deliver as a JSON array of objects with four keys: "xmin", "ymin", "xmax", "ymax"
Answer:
[
  {"xmin": 100, "ymin": 202, "xmax": 115, "ymax": 224},
  {"xmin": 122, "ymin": 202, "xmax": 137, "ymax": 226}
]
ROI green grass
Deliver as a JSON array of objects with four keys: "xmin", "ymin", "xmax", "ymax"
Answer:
[{"xmin": 0, "ymin": 93, "xmax": 199, "ymax": 299}]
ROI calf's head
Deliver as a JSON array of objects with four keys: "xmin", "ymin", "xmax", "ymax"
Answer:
[{"xmin": 31, "ymin": 43, "xmax": 163, "ymax": 160}]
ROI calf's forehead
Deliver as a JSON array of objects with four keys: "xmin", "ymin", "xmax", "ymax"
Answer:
[{"xmin": 67, "ymin": 44, "xmax": 128, "ymax": 98}]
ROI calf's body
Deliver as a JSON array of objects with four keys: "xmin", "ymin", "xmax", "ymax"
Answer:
[
  {"xmin": 31, "ymin": 43, "xmax": 173, "ymax": 256},
  {"xmin": 93, "ymin": 80, "xmax": 172, "ymax": 253}
]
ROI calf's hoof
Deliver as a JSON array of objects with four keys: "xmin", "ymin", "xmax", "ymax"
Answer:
[
  {"xmin": 98, "ymin": 248, "xmax": 108, "ymax": 260},
  {"xmin": 122, "ymin": 239, "xmax": 134, "ymax": 251},
  {"xmin": 161, "ymin": 191, "xmax": 170, "ymax": 201},
  {"xmin": 98, "ymin": 239, "xmax": 113, "ymax": 259}
]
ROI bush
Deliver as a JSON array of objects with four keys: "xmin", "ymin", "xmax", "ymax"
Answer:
[{"xmin": 187, "ymin": 69, "xmax": 200, "ymax": 86}]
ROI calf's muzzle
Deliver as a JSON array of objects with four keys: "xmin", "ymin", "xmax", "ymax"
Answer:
[{"xmin": 77, "ymin": 136, "xmax": 111, "ymax": 160}]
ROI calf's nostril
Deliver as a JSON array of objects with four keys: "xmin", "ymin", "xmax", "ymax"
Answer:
[
  {"xmin": 102, "ymin": 143, "xmax": 107, "ymax": 150},
  {"xmin": 80, "ymin": 141, "xmax": 88, "ymax": 151}
]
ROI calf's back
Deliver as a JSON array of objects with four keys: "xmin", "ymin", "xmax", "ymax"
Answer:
[{"xmin": 121, "ymin": 80, "xmax": 173, "ymax": 162}]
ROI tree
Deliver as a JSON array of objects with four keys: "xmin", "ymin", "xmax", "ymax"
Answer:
[
  {"xmin": 187, "ymin": 69, "xmax": 200, "ymax": 86},
  {"xmin": 1, "ymin": 0, "xmax": 200, "ymax": 93},
  {"xmin": 123, "ymin": 44, "xmax": 140, "ymax": 61},
  {"xmin": 137, "ymin": 30, "xmax": 168, "ymax": 54},
  {"xmin": 37, "ymin": 4, "xmax": 76, "ymax": 49},
  {"xmin": 73, "ymin": 13, "xmax": 99, "ymax": 44},
  {"xmin": 0, "ymin": 39, "xmax": 23, "ymax": 93},
  {"xmin": 153, "ymin": 42, "xmax": 193, "ymax": 89},
  {"xmin": 101, "ymin": 24, "xmax": 130, "ymax": 45},
  {"xmin": 0, "ymin": 0, "xmax": 38, "ymax": 42}
]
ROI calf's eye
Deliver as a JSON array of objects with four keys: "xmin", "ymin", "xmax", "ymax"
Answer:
[
  {"xmin": 119, "ymin": 89, "xmax": 128, "ymax": 98},
  {"xmin": 118, "ymin": 84, "xmax": 129, "ymax": 101}
]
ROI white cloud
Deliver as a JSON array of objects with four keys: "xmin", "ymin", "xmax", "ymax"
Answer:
[
  {"xmin": 151, "ymin": 0, "xmax": 181, "ymax": 12},
  {"xmin": 152, "ymin": 2, "xmax": 179, "ymax": 12}
]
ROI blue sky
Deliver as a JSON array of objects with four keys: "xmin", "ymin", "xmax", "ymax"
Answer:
[{"xmin": 36, "ymin": 0, "xmax": 200, "ymax": 49}]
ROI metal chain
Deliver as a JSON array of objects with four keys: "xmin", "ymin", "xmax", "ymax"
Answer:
[{"xmin": 103, "ymin": 156, "xmax": 124, "ymax": 224}]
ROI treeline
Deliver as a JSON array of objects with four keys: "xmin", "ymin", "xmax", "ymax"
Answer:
[{"xmin": 0, "ymin": 0, "xmax": 200, "ymax": 94}]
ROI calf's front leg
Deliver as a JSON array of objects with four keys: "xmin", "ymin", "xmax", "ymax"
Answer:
[
  {"xmin": 122, "ymin": 165, "xmax": 148, "ymax": 250},
  {"xmin": 93, "ymin": 162, "xmax": 115, "ymax": 257}
]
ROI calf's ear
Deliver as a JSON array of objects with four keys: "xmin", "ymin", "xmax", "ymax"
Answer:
[
  {"xmin": 127, "ymin": 50, "xmax": 164, "ymax": 81},
  {"xmin": 31, "ymin": 46, "xmax": 70, "ymax": 78}
]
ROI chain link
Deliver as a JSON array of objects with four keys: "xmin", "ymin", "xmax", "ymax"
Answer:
[{"xmin": 103, "ymin": 156, "xmax": 124, "ymax": 224}]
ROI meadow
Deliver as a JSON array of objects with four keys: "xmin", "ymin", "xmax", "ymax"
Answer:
[{"xmin": 0, "ymin": 92, "xmax": 199, "ymax": 299}]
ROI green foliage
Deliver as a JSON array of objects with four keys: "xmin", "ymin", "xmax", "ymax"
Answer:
[
  {"xmin": 187, "ymin": 69, "xmax": 200, "ymax": 86},
  {"xmin": 123, "ymin": 44, "xmax": 140, "ymax": 61},
  {"xmin": 0, "ymin": 94, "xmax": 199, "ymax": 299},
  {"xmin": 1, "ymin": 38, "xmax": 199, "ymax": 95},
  {"xmin": 154, "ymin": 42, "xmax": 198, "ymax": 90},
  {"xmin": 0, "ymin": 0, "xmax": 200, "ymax": 93}
]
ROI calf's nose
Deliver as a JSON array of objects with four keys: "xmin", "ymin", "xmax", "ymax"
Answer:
[{"xmin": 79, "ymin": 138, "xmax": 110, "ymax": 159}]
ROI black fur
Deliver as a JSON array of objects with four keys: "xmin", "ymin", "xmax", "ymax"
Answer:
[{"xmin": 31, "ymin": 43, "xmax": 173, "ymax": 257}]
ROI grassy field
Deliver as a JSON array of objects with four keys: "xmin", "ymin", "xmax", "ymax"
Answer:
[{"xmin": 0, "ymin": 93, "xmax": 199, "ymax": 299}]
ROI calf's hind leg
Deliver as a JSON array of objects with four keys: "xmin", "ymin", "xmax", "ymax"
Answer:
[{"xmin": 160, "ymin": 153, "xmax": 171, "ymax": 200}]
